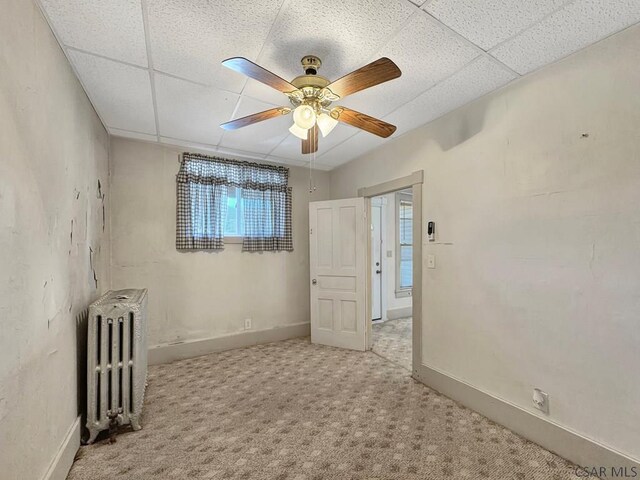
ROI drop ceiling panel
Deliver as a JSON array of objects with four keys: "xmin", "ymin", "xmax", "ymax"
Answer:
[
  {"xmin": 109, "ymin": 128, "xmax": 158, "ymax": 142},
  {"xmin": 219, "ymin": 97, "xmax": 291, "ymax": 154},
  {"xmin": 317, "ymin": 132, "xmax": 387, "ymax": 165},
  {"xmin": 40, "ymin": 0, "xmax": 148, "ymax": 66},
  {"xmin": 38, "ymin": 0, "xmax": 640, "ymax": 170},
  {"xmin": 155, "ymin": 74, "xmax": 238, "ymax": 146},
  {"xmin": 343, "ymin": 13, "xmax": 480, "ymax": 119},
  {"xmin": 257, "ymin": 0, "xmax": 415, "ymax": 84},
  {"xmin": 491, "ymin": 0, "xmax": 640, "ymax": 75},
  {"xmin": 68, "ymin": 50, "xmax": 156, "ymax": 134},
  {"xmin": 385, "ymin": 56, "xmax": 517, "ymax": 136},
  {"xmin": 425, "ymin": 0, "xmax": 570, "ymax": 50},
  {"xmin": 147, "ymin": 0, "xmax": 286, "ymax": 89}
]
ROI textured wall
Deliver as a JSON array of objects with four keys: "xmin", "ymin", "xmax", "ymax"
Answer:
[
  {"xmin": 109, "ymin": 138, "xmax": 330, "ymax": 347},
  {"xmin": 330, "ymin": 25, "xmax": 640, "ymax": 460},
  {"xmin": 0, "ymin": 1, "xmax": 111, "ymax": 479}
]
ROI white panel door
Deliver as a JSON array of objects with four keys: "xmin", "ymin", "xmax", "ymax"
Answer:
[
  {"xmin": 309, "ymin": 198, "xmax": 366, "ymax": 351},
  {"xmin": 371, "ymin": 205, "xmax": 382, "ymax": 320}
]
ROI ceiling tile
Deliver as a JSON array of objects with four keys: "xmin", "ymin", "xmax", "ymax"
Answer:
[
  {"xmin": 316, "ymin": 132, "xmax": 388, "ymax": 166},
  {"xmin": 269, "ymin": 124, "xmax": 360, "ymax": 161},
  {"xmin": 108, "ymin": 128, "xmax": 158, "ymax": 142},
  {"xmin": 385, "ymin": 56, "xmax": 517, "ymax": 135},
  {"xmin": 155, "ymin": 74, "xmax": 238, "ymax": 146},
  {"xmin": 257, "ymin": 0, "xmax": 415, "ymax": 84},
  {"xmin": 218, "ymin": 97, "xmax": 291, "ymax": 154},
  {"xmin": 425, "ymin": 0, "xmax": 569, "ymax": 50},
  {"xmin": 147, "ymin": 0, "xmax": 285, "ymax": 89},
  {"xmin": 491, "ymin": 0, "xmax": 640, "ymax": 75},
  {"xmin": 39, "ymin": 0, "xmax": 147, "ymax": 66},
  {"xmin": 68, "ymin": 50, "xmax": 156, "ymax": 134},
  {"xmin": 242, "ymin": 79, "xmax": 294, "ymax": 107},
  {"xmin": 264, "ymin": 155, "xmax": 308, "ymax": 168},
  {"xmin": 342, "ymin": 13, "xmax": 480, "ymax": 119}
]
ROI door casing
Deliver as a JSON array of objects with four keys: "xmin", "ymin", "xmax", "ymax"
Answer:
[{"xmin": 358, "ymin": 171, "xmax": 424, "ymax": 373}]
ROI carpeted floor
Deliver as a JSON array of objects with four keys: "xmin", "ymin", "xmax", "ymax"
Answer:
[
  {"xmin": 68, "ymin": 338, "xmax": 576, "ymax": 479},
  {"xmin": 372, "ymin": 317, "xmax": 412, "ymax": 370}
]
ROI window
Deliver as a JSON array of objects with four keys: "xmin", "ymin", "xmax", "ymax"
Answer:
[
  {"xmin": 395, "ymin": 191, "xmax": 413, "ymax": 296},
  {"xmin": 177, "ymin": 153, "xmax": 293, "ymax": 251},
  {"xmin": 224, "ymin": 187, "xmax": 244, "ymax": 237}
]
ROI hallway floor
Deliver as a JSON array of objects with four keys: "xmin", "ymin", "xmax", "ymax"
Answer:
[
  {"xmin": 68, "ymin": 338, "xmax": 575, "ymax": 479},
  {"xmin": 372, "ymin": 317, "xmax": 412, "ymax": 370}
]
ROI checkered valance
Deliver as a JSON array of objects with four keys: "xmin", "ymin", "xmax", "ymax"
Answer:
[{"xmin": 176, "ymin": 153, "xmax": 293, "ymax": 252}]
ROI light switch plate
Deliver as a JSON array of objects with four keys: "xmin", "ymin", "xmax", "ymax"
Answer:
[{"xmin": 427, "ymin": 255, "xmax": 436, "ymax": 269}]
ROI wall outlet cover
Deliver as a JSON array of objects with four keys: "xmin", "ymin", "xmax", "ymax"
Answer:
[
  {"xmin": 244, "ymin": 318, "xmax": 252, "ymax": 330},
  {"xmin": 533, "ymin": 388, "xmax": 549, "ymax": 414}
]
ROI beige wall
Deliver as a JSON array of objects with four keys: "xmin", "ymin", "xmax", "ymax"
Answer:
[
  {"xmin": 110, "ymin": 138, "xmax": 330, "ymax": 347},
  {"xmin": 0, "ymin": 1, "xmax": 111, "ymax": 479},
  {"xmin": 330, "ymin": 24, "xmax": 640, "ymax": 460}
]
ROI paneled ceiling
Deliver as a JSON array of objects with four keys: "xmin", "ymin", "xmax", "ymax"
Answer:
[{"xmin": 38, "ymin": 0, "xmax": 640, "ymax": 170}]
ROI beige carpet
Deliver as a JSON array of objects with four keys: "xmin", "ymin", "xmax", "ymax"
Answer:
[
  {"xmin": 372, "ymin": 318, "xmax": 412, "ymax": 370},
  {"xmin": 68, "ymin": 338, "xmax": 575, "ymax": 479}
]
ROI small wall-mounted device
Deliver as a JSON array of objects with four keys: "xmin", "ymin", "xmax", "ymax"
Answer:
[{"xmin": 427, "ymin": 221, "xmax": 435, "ymax": 242}]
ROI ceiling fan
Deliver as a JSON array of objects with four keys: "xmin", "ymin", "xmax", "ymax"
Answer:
[{"xmin": 220, "ymin": 55, "xmax": 402, "ymax": 154}]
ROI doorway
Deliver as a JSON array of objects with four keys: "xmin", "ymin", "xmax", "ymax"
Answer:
[
  {"xmin": 368, "ymin": 188, "xmax": 414, "ymax": 370},
  {"xmin": 359, "ymin": 171, "xmax": 423, "ymax": 375},
  {"xmin": 307, "ymin": 171, "xmax": 422, "ymax": 374}
]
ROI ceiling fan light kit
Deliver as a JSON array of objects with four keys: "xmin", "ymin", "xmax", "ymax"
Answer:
[{"xmin": 220, "ymin": 55, "xmax": 401, "ymax": 154}]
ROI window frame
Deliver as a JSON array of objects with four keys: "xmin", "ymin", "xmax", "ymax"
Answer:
[{"xmin": 395, "ymin": 191, "xmax": 413, "ymax": 298}]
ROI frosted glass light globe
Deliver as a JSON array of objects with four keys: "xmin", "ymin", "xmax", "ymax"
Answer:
[
  {"xmin": 293, "ymin": 105, "xmax": 316, "ymax": 130},
  {"xmin": 317, "ymin": 113, "xmax": 338, "ymax": 137},
  {"xmin": 289, "ymin": 123, "xmax": 308, "ymax": 140}
]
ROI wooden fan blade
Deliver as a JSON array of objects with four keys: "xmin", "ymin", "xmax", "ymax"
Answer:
[
  {"xmin": 222, "ymin": 57, "xmax": 298, "ymax": 94},
  {"xmin": 220, "ymin": 107, "xmax": 291, "ymax": 130},
  {"xmin": 332, "ymin": 107, "xmax": 396, "ymax": 138},
  {"xmin": 302, "ymin": 125, "xmax": 319, "ymax": 154},
  {"xmin": 323, "ymin": 57, "xmax": 401, "ymax": 99}
]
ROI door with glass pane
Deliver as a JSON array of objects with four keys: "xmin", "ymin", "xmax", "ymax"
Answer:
[{"xmin": 309, "ymin": 198, "xmax": 367, "ymax": 351}]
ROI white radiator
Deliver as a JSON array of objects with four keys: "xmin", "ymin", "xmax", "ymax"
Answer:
[{"xmin": 86, "ymin": 289, "xmax": 148, "ymax": 444}]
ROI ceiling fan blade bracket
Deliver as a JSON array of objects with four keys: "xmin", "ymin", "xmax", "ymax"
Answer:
[{"xmin": 318, "ymin": 87, "xmax": 340, "ymax": 102}]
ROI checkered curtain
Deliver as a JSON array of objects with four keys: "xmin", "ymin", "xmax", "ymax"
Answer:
[
  {"xmin": 242, "ymin": 187, "xmax": 293, "ymax": 252},
  {"xmin": 176, "ymin": 153, "xmax": 292, "ymax": 251}
]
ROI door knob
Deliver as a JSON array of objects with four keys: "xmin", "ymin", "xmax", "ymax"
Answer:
[
  {"xmin": 312, "ymin": 279, "xmax": 317, "ymax": 285},
  {"xmin": 375, "ymin": 270, "xmax": 381, "ymax": 274}
]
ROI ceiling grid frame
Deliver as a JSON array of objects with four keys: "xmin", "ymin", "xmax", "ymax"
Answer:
[
  {"xmin": 140, "ymin": 0, "xmax": 161, "ymax": 141},
  {"xmin": 35, "ymin": 0, "xmax": 640, "ymax": 170}
]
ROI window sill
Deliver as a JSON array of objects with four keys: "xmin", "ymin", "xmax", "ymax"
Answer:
[{"xmin": 395, "ymin": 289, "xmax": 412, "ymax": 299}]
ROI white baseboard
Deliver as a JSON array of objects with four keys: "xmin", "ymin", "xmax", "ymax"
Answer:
[
  {"xmin": 148, "ymin": 322, "xmax": 310, "ymax": 365},
  {"xmin": 43, "ymin": 416, "xmax": 80, "ymax": 480},
  {"xmin": 387, "ymin": 306, "xmax": 412, "ymax": 320},
  {"xmin": 414, "ymin": 363, "xmax": 639, "ymax": 470}
]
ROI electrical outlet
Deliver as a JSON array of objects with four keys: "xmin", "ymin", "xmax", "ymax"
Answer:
[
  {"xmin": 533, "ymin": 388, "xmax": 549, "ymax": 414},
  {"xmin": 244, "ymin": 318, "xmax": 252, "ymax": 330},
  {"xmin": 427, "ymin": 254, "xmax": 436, "ymax": 269}
]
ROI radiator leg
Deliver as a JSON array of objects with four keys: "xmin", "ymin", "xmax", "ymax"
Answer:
[
  {"xmin": 130, "ymin": 414, "xmax": 142, "ymax": 431},
  {"xmin": 87, "ymin": 428, "xmax": 100, "ymax": 445}
]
